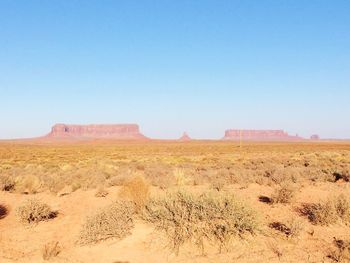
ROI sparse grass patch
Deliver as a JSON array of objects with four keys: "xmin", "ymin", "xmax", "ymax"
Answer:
[
  {"xmin": 16, "ymin": 198, "xmax": 56, "ymax": 224},
  {"xmin": 78, "ymin": 200, "xmax": 135, "ymax": 245},
  {"xmin": 42, "ymin": 241, "xmax": 61, "ymax": 260},
  {"xmin": 174, "ymin": 169, "xmax": 192, "ymax": 186},
  {"xmin": 143, "ymin": 190, "xmax": 259, "ymax": 255},
  {"xmin": 211, "ymin": 178, "xmax": 226, "ymax": 191},
  {"xmin": 267, "ymin": 240, "xmax": 283, "ymax": 259}
]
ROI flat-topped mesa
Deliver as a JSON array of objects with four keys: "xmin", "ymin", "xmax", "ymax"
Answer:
[
  {"xmin": 222, "ymin": 129, "xmax": 303, "ymax": 141},
  {"xmin": 47, "ymin": 124, "xmax": 147, "ymax": 140}
]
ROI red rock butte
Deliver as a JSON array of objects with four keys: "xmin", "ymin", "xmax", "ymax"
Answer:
[
  {"xmin": 46, "ymin": 124, "xmax": 147, "ymax": 140},
  {"xmin": 222, "ymin": 129, "xmax": 303, "ymax": 141},
  {"xmin": 178, "ymin": 132, "xmax": 192, "ymax": 141}
]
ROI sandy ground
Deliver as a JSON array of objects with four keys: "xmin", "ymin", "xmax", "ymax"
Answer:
[{"xmin": 1, "ymin": 182, "xmax": 349, "ymax": 263}]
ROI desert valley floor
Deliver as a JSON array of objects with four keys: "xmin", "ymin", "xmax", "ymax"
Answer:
[{"xmin": 0, "ymin": 141, "xmax": 350, "ymax": 262}]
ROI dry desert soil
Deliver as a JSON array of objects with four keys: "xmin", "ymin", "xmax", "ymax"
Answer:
[{"xmin": 0, "ymin": 141, "xmax": 350, "ymax": 262}]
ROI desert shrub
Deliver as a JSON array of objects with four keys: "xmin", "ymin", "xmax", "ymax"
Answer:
[
  {"xmin": 16, "ymin": 198, "xmax": 56, "ymax": 224},
  {"xmin": 333, "ymin": 169, "xmax": 350, "ymax": 182},
  {"xmin": 79, "ymin": 172, "xmax": 107, "ymax": 190},
  {"xmin": 211, "ymin": 178, "xmax": 226, "ymax": 191},
  {"xmin": 143, "ymin": 190, "xmax": 259, "ymax": 255},
  {"xmin": 147, "ymin": 173, "xmax": 176, "ymax": 189},
  {"xmin": 119, "ymin": 175, "xmax": 150, "ymax": 212},
  {"xmin": 0, "ymin": 204, "xmax": 8, "ymax": 219},
  {"xmin": 15, "ymin": 175, "xmax": 42, "ymax": 194},
  {"xmin": 255, "ymin": 175, "xmax": 268, "ymax": 185},
  {"xmin": 174, "ymin": 169, "xmax": 192, "ymax": 186},
  {"xmin": 107, "ymin": 174, "xmax": 129, "ymax": 187},
  {"xmin": 78, "ymin": 200, "xmax": 135, "ymax": 245},
  {"xmin": 0, "ymin": 175, "xmax": 15, "ymax": 191},
  {"xmin": 334, "ymin": 194, "xmax": 350, "ymax": 224},
  {"xmin": 329, "ymin": 238, "xmax": 350, "ymax": 262},
  {"xmin": 42, "ymin": 241, "xmax": 61, "ymax": 260},
  {"xmin": 301, "ymin": 200, "xmax": 337, "ymax": 226},
  {"xmin": 267, "ymin": 240, "xmax": 283, "ymax": 259},
  {"xmin": 267, "ymin": 167, "xmax": 289, "ymax": 185},
  {"xmin": 269, "ymin": 218, "xmax": 303, "ymax": 239},
  {"xmin": 95, "ymin": 187, "xmax": 109, "ymax": 198},
  {"xmin": 271, "ymin": 184, "xmax": 296, "ymax": 204},
  {"xmin": 288, "ymin": 218, "xmax": 304, "ymax": 238},
  {"xmin": 301, "ymin": 195, "xmax": 350, "ymax": 226},
  {"xmin": 41, "ymin": 175, "xmax": 63, "ymax": 194}
]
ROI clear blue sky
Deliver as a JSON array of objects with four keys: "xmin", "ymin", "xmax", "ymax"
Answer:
[{"xmin": 1, "ymin": 0, "xmax": 349, "ymax": 139}]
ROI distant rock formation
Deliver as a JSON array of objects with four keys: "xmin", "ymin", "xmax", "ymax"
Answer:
[
  {"xmin": 46, "ymin": 124, "xmax": 147, "ymax": 140},
  {"xmin": 310, "ymin": 134, "xmax": 320, "ymax": 140},
  {"xmin": 222, "ymin": 129, "xmax": 303, "ymax": 141},
  {"xmin": 178, "ymin": 132, "xmax": 191, "ymax": 141}
]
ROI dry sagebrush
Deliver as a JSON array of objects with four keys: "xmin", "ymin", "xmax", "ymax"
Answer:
[
  {"xmin": 329, "ymin": 238, "xmax": 350, "ymax": 262},
  {"xmin": 78, "ymin": 200, "xmax": 135, "ymax": 245},
  {"xmin": 334, "ymin": 194, "xmax": 350, "ymax": 224},
  {"xmin": 301, "ymin": 194, "xmax": 350, "ymax": 226},
  {"xmin": 0, "ymin": 175, "xmax": 15, "ymax": 192},
  {"xmin": 119, "ymin": 175, "xmax": 150, "ymax": 212},
  {"xmin": 16, "ymin": 198, "xmax": 56, "ymax": 224},
  {"xmin": 271, "ymin": 184, "xmax": 296, "ymax": 204},
  {"xmin": 143, "ymin": 190, "xmax": 259, "ymax": 255}
]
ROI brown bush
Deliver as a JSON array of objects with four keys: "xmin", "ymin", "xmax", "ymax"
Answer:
[
  {"xmin": 0, "ymin": 204, "xmax": 8, "ymax": 219},
  {"xmin": 271, "ymin": 184, "xmax": 296, "ymax": 204},
  {"xmin": 143, "ymin": 190, "xmax": 259, "ymax": 255},
  {"xmin": 268, "ymin": 167, "xmax": 301, "ymax": 185},
  {"xmin": 0, "ymin": 175, "xmax": 15, "ymax": 192},
  {"xmin": 269, "ymin": 218, "xmax": 303, "ymax": 238},
  {"xmin": 16, "ymin": 199, "xmax": 56, "ymax": 224},
  {"xmin": 334, "ymin": 194, "xmax": 350, "ymax": 224},
  {"xmin": 78, "ymin": 200, "xmax": 135, "ymax": 245},
  {"xmin": 300, "ymin": 200, "xmax": 337, "ymax": 226},
  {"xmin": 333, "ymin": 169, "xmax": 350, "ymax": 182},
  {"xmin": 119, "ymin": 175, "xmax": 150, "ymax": 212},
  {"xmin": 42, "ymin": 241, "xmax": 61, "ymax": 260},
  {"xmin": 329, "ymin": 238, "xmax": 350, "ymax": 262}
]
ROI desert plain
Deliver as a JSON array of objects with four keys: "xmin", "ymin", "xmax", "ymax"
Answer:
[{"xmin": 0, "ymin": 140, "xmax": 350, "ymax": 262}]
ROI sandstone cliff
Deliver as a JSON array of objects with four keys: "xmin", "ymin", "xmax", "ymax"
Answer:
[
  {"xmin": 46, "ymin": 124, "xmax": 147, "ymax": 140},
  {"xmin": 222, "ymin": 129, "xmax": 303, "ymax": 141}
]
